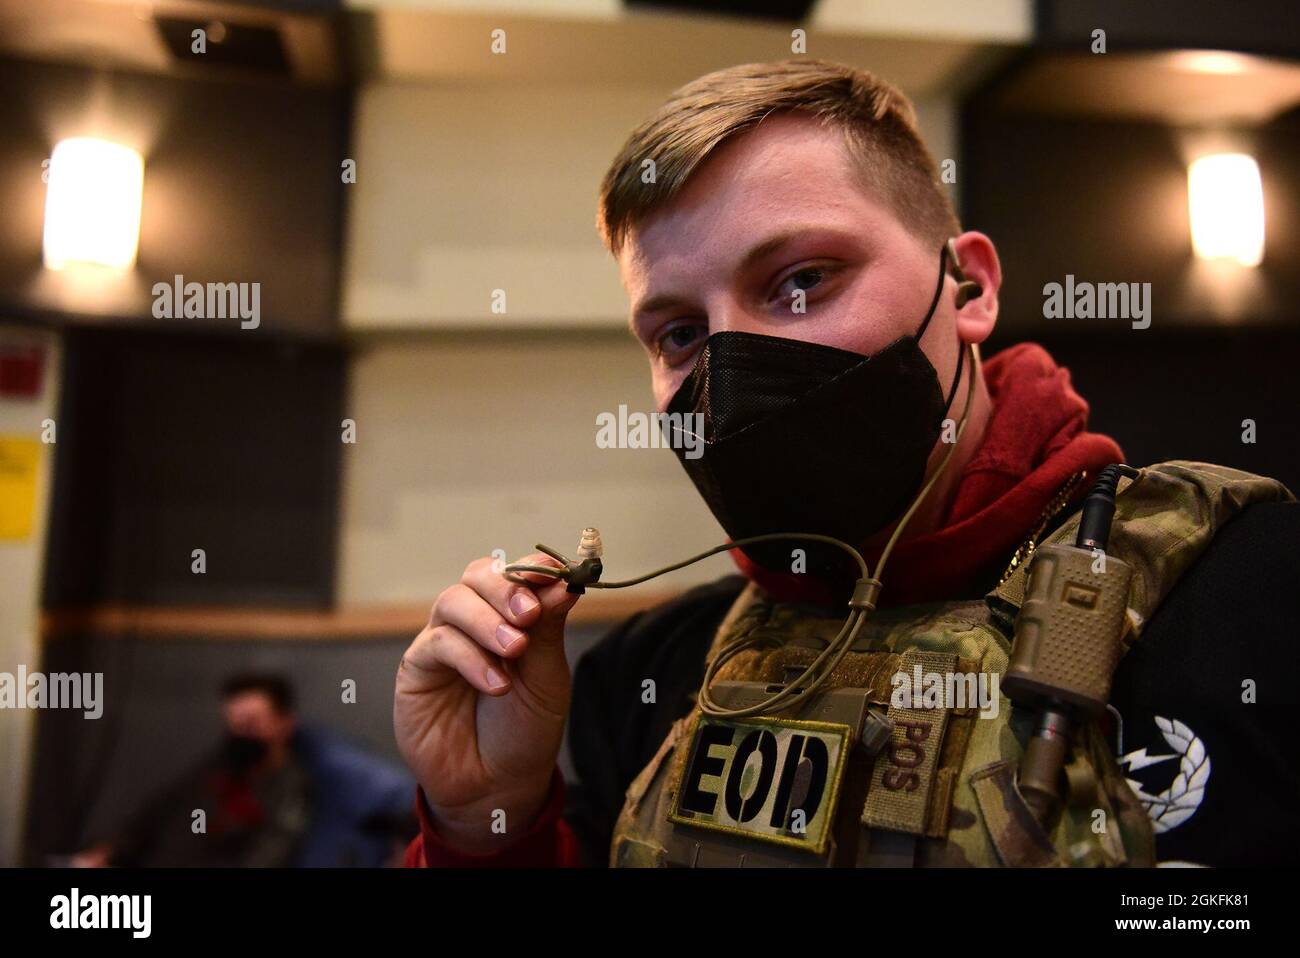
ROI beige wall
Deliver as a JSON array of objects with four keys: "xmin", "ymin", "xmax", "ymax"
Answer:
[
  {"xmin": 343, "ymin": 82, "xmax": 654, "ymax": 329},
  {"xmin": 0, "ymin": 325, "xmax": 60, "ymax": 866},
  {"xmin": 342, "ymin": 80, "xmax": 961, "ymax": 330},
  {"xmin": 336, "ymin": 330, "xmax": 739, "ymax": 607}
]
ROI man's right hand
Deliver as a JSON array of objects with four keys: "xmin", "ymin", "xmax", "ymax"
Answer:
[{"xmin": 394, "ymin": 554, "xmax": 580, "ymax": 855}]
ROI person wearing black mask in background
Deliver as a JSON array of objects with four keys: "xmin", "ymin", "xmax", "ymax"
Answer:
[{"xmin": 73, "ymin": 674, "xmax": 310, "ymax": 868}]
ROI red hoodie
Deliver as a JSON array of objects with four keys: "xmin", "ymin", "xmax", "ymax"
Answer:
[{"xmin": 404, "ymin": 342, "xmax": 1124, "ymax": 868}]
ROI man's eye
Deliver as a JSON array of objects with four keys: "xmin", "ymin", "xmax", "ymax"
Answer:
[
  {"xmin": 773, "ymin": 266, "xmax": 828, "ymax": 303},
  {"xmin": 655, "ymin": 323, "xmax": 705, "ymax": 361}
]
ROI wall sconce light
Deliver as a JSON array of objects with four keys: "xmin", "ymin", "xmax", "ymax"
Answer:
[
  {"xmin": 42, "ymin": 137, "xmax": 144, "ymax": 271},
  {"xmin": 1188, "ymin": 153, "xmax": 1264, "ymax": 268}
]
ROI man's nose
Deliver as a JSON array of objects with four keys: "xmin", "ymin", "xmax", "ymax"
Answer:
[{"xmin": 708, "ymin": 299, "xmax": 767, "ymax": 336}]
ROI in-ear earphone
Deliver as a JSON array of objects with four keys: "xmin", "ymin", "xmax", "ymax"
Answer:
[{"xmin": 945, "ymin": 239, "xmax": 984, "ymax": 308}]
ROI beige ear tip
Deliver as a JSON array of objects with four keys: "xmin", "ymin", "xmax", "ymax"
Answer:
[{"xmin": 577, "ymin": 527, "xmax": 604, "ymax": 559}]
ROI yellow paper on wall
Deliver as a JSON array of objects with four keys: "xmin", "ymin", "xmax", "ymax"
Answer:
[{"xmin": 0, "ymin": 436, "xmax": 41, "ymax": 540}]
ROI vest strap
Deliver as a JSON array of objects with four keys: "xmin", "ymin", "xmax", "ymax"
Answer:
[{"xmin": 970, "ymin": 760, "xmax": 1064, "ymax": 868}]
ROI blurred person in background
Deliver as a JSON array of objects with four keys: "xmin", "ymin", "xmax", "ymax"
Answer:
[{"xmin": 73, "ymin": 673, "xmax": 414, "ymax": 868}]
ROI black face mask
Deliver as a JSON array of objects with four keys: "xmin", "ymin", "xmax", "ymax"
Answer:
[
  {"xmin": 665, "ymin": 245, "xmax": 965, "ymax": 581},
  {"xmin": 222, "ymin": 733, "xmax": 270, "ymax": 772}
]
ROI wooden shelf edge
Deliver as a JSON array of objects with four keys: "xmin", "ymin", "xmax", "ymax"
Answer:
[{"xmin": 40, "ymin": 590, "xmax": 676, "ymax": 642}]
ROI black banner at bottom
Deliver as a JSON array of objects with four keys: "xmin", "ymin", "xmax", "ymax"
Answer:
[{"xmin": 0, "ymin": 865, "xmax": 1284, "ymax": 945}]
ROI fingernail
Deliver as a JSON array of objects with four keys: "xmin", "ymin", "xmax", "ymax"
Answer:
[
  {"xmin": 496, "ymin": 623, "xmax": 525, "ymax": 653},
  {"xmin": 509, "ymin": 592, "xmax": 539, "ymax": 618},
  {"xmin": 485, "ymin": 668, "xmax": 509, "ymax": 690}
]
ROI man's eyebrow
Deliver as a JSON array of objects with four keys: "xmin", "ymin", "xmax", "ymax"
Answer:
[
  {"xmin": 735, "ymin": 230, "xmax": 804, "ymax": 274},
  {"xmin": 628, "ymin": 230, "xmax": 818, "ymax": 334},
  {"xmin": 629, "ymin": 291, "xmax": 695, "ymax": 334}
]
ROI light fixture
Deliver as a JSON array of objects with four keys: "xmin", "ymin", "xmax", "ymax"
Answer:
[
  {"xmin": 42, "ymin": 137, "xmax": 144, "ymax": 271},
  {"xmin": 1188, "ymin": 153, "xmax": 1264, "ymax": 268},
  {"xmin": 1170, "ymin": 50, "xmax": 1253, "ymax": 76}
]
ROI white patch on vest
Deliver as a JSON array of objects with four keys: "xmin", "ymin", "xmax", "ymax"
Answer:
[{"xmin": 1119, "ymin": 715, "xmax": 1210, "ymax": 833}]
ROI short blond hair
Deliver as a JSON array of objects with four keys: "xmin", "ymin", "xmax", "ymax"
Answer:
[{"xmin": 597, "ymin": 58, "xmax": 959, "ymax": 255}]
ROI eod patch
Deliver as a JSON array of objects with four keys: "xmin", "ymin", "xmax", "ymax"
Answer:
[{"xmin": 669, "ymin": 715, "xmax": 850, "ymax": 855}]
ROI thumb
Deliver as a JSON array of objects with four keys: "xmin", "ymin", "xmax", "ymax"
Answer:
[
  {"xmin": 505, "ymin": 553, "xmax": 581, "ymax": 646},
  {"xmin": 503, "ymin": 556, "xmax": 582, "ymax": 710},
  {"xmin": 534, "ymin": 568, "xmax": 582, "ymax": 631}
]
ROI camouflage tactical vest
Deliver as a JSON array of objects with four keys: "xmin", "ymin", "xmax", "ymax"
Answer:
[{"xmin": 610, "ymin": 462, "xmax": 1293, "ymax": 867}]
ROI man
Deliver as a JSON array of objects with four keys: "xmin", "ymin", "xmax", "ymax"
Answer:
[
  {"xmin": 76, "ymin": 674, "xmax": 311, "ymax": 868},
  {"xmin": 394, "ymin": 60, "xmax": 1297, "ymax": 867},
  {"xmin": 76, "ymin": 673, "xmax": 414, "ymax": 867}
]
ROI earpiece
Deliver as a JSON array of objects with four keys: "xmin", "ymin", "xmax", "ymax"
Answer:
[
  {"xmin": 945, "ymin": 239, "xmax": 984, "ymax": 308},
  {"xmin": 955, "ymin": 280, "xmax": 983, "ymax": 308}
]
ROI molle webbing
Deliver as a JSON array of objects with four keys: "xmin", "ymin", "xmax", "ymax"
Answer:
[{"xmin": 992, "ymin": 461, "xmax": 1294, "ymax": 626}]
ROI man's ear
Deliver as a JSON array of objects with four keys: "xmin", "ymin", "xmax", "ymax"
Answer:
[{"xmin": 951, "ymin": 231, "xmax": 1000, "ymax": 345}]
